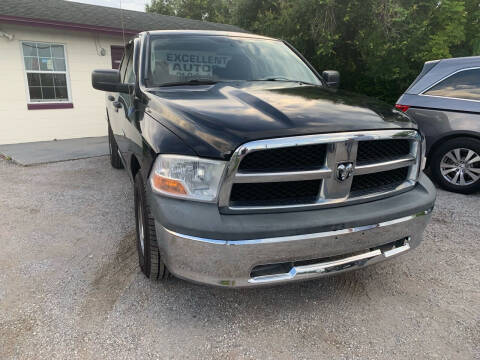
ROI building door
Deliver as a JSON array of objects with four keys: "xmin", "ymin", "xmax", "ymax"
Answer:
[{"xmin": 110, "ymin": 46, "xmax": 124, "ymax": 69}]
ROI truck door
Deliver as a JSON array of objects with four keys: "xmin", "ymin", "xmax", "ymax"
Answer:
[
  {"xmin": 108, "ymin": 44, "xmax": 133, "ymax": 160},
  {"xmin": 119, "ymin": 41, "xmax": 144, "ymax": 166}
]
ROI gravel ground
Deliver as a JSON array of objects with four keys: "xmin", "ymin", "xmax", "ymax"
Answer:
[{"xmin": 0, "ymin": 156, "xmax": 478, "ymax": 360}]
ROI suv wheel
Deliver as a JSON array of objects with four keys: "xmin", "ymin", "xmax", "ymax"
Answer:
[
  {"xmin": 134, "ymin": 173, "xmax": 169, "ymax": 281},
  {"xmin": 430, "ymin": 137, "xmax": 480, "ymax": 194},
  {"xmin": 108, "ymin": 125, "xmax": 124, "ymax": 169}
]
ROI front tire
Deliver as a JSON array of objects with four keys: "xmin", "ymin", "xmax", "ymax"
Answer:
[
  {"xmin": 430, "ymin": 137, "xmax": 480, "ymax": 194},
  {"xmin": 134, "ymin": 173, "xmax": 169, "ymax": 281}
]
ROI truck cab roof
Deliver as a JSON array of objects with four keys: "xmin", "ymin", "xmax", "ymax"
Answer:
[{"xmin": 141, "ymin": 29, "xmax": 277, "ymax": 41}]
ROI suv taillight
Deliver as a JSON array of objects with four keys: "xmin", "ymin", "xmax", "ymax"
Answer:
[{"xmin": 395, "ymin": 104, "xmax": 410, "ymax": 112}]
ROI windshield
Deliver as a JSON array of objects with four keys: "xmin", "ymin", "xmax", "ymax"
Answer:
[{"xmin": 146, "ymin": 35, "xmax": 322, "ymax": 87}]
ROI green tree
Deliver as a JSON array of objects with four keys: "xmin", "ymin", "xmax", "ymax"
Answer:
[
  {"xmin": 146, "ymin": 0, "xmax": 176, "ymax": 16},
  {"xmin": 147, "ymin": 0, "xmax": 477, "ymax": 104},
  {"xmin": 464, "ymin": 0, "xmax": 480, "ymax": 55},
  {"xmin": 147, "ymin": 0, "xmax": 233, "ymax": 22}
]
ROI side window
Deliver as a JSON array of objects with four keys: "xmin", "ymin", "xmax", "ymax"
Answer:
[
  {"xmin": 124, "ymin": 52, "xmax": 135, "ymax": 84},
  {"xmin": 424, "ymin": 68, "xmax": 480, "ymax": 101},
  {"xmin": 118, "ymin": 46, "xmax": 130, "ymax": 82}
]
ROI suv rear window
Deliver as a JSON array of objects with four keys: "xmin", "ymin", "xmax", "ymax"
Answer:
[{"xmin": 424, "ymin": 68, "xmax": 480, "ymax": 101}]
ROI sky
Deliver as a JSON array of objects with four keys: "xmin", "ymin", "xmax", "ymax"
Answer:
[{"xmin": 66, "ymin": 0, "xmax": 151, "ymax": 12}]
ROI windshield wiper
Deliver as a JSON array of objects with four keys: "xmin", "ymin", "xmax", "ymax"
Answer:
[
  {"xmin": 157, "ymin": 79, "xmax": 219, "ymax": 87},
  {"xmin": 250, "ymin": 77, "xmax": 318, "ymax": 86}
]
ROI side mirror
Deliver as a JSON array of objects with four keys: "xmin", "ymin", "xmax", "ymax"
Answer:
[
  {"xmin": 322, "ymin": 70, "xmax": 340, "ymax": 88},
  {"xmin": 92, "ymin": 69, "xmax": 131, "ymax": 93}
]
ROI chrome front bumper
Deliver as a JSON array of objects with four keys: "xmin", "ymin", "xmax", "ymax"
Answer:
[{"xmin": 156, "ymin": 209, "xmax": 432, "ymax": 287}]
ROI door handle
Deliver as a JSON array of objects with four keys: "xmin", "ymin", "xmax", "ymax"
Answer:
[
  {"xmin": 108, "ymin": 95, "xmax": 115, "ymax": 101},
  {"xmin": 112, "ymin": 101, "xmax": 122, "ymax": 112}
]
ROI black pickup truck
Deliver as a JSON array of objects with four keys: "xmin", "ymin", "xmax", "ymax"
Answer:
[{"xmin": 92, "ymin": 30, "xmax": 436, "ymax": 287}]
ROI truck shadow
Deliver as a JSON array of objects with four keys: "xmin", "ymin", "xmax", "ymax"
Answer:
[
  {"xmin": 80, "ymin": 231, "xmax": 137, "ymax": 323},
  {"xmin": 152, "ymin": 259, "xmax": 398, "ymax": 321}
]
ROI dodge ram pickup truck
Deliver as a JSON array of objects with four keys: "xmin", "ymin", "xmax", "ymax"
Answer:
[{"xmin": 92, "ymin": 30, "xmax": 436, "ymax": 287}]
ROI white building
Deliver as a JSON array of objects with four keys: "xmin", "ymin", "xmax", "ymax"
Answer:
[{"xmin": 0, "ymin": 0, "xmax": 242, "ymax": 144}]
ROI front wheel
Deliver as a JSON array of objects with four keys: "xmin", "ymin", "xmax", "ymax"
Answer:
[
  {"xmin": 134, "ymin": 173, "xmax": 169, "ymax": 281},
  {"xmin": 430, "ymin": 137, "xmax": 480, "ymax": 194}
]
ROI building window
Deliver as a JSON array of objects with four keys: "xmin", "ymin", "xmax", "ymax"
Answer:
[{"xmin": 22, "ymin": 41, "xmax": 71, "ymax": 104}]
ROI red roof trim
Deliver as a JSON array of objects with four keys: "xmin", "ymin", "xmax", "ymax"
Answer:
[{"xmin": 0, "ymin": 14, "xmax": 139, "ymax": 36}]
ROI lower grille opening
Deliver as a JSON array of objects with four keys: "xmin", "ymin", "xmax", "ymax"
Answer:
[
  {"xmin": 249, "ymin": 263, "xmax": 293, "ymax": 278},
  {"xmin": 250, "ymin": 238, "xmax": 408, "ymax": 279},
  {"xmin": 230, "ymin": 180, "xmax": 320, "ymax": 207},
  {"xmin": 350, "ymin": 167, "xmax": 409, "ymax": 196}
]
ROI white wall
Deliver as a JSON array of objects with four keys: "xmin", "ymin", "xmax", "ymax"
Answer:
[{"xmin": 0, "ymin": 24, "xmax": 126, "ymax": 144}]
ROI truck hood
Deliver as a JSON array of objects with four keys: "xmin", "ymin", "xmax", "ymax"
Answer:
[{"xmin": 147, "ymin": 82, "xmax": 416, "ymax": 159}]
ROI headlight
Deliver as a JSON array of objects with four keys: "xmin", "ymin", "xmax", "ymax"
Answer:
[{"xmin": 149, "ymin": 154, "xmax": 226, "ymax": 202}]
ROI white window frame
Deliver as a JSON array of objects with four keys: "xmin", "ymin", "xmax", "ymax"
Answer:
[
  {"xmin": 20, "ymin": 40, "xmax": 73, "ymax": 104},
  {"xmin": 419, "ymin": 67, "xmax": 480, "ymax": 103}
]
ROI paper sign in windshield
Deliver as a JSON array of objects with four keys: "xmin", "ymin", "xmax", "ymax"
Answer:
[{"xmin": 156, "ymin": 51, "xmax": 231, "ymax": 78}]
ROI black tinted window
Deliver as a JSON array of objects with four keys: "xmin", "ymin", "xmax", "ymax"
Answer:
[
  {"xmin": 124, "ymin": 52, "xmax": 135, "ymax": 84},
  {"xmin": 425, "ymin": 68, "xmax": 480, "ymax": 101}
]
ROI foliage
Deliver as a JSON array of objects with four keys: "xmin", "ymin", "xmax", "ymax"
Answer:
[
  {"xmin": 146, "ymin": 0, "xmax": 233, "ymax": 21},
  {"xmin": 147, "ymin": 0, "xmax": 480, "ymax": 104}
]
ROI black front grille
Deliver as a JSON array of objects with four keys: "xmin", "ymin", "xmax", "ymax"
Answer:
[
  {"xmin": 357, "ymin": 139, "xmax": 410, "ymax": 165},
  {"xmin": 350, "ymin": 167, "xmax": 409, "ymax": 196},
  {"xmin": 230, "ymin": 180, "xmax": 320, "ymax": 206},
  {"xmin": 238, "ymin": 144, "xmax": 327, "ymax": 172}
]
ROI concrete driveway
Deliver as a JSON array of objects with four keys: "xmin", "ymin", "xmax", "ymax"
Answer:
[{"xmin": 0, "ymin": 157, "xmax": 478, "ymax": 359}]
